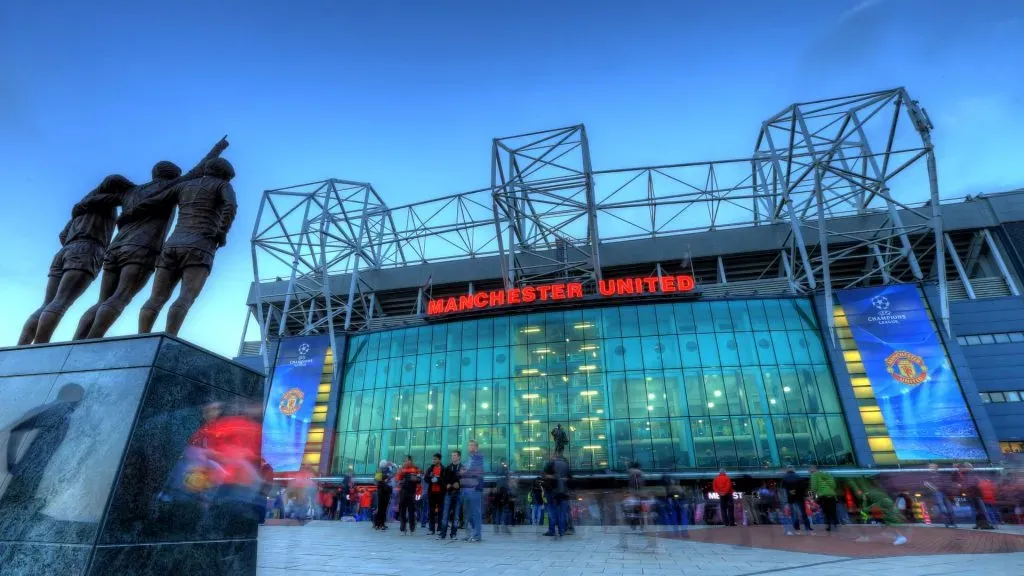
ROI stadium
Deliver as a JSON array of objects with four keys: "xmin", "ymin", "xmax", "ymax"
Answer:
[{"xmin": 236, "ymin": 88, "xmax": 1024, "ymax": 481}]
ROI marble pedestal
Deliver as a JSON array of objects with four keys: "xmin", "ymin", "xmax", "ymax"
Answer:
[{"xmin": 0, "ymin": 335, "xmax": 264, "ymax": 576}]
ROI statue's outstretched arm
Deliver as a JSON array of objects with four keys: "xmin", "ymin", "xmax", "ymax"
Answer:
[{"xmin": 179, "ymin": 136, "xmax": 229, "ymax": 183}]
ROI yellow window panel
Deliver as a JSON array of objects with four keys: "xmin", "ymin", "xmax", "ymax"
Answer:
[
  {"xmin": 842, "ymin": 350, "xmax": 862, "ymax": 363},
  {"xmin": 868, "ymin": 437, "xmax": 895, "ymax": 452},
  {"xmin": 873, "ymin": 452, "xmax": 899, "ymax": 466},
  {"xmin": 302, "ymin": 453, "xmax": 321, "ymax": 465},
  {"xmin": 853, "ymin": 386, "xmax": 876, "ymax": 399},
  {"xmin": 859, "ymin": 408, "xmax": 884, "ymax": 425}
]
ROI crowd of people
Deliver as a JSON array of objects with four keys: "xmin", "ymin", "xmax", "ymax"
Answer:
[{"xmin": 261, "ymin": 431, "xmax": 1023, "ymax": 549}]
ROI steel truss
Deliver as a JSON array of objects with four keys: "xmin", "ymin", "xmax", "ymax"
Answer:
[{"xmin": 249, "ymin": 87, "xmax": 950, "ymax": 360}]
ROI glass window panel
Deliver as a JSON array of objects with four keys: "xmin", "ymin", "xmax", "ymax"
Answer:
[
  {"xmin": 683, "ymin": 370, "xmax": 708, "ymax": 417},
  {"xmin": 623, "ymin": 338, "xmax": 646, "ymax": 372},
  {"xmin": 729, "ymin": 301, "xmax": 752, "ymax": 331},
  {"xmin": 460, "ymin": 350, "xmax": 477, "ymax": 381},
  {"xmin": 808, "ymin": 415, "xmax": 834, "ymax": 465},
  {"xmin": 734, "ymin": 331, "xmax": 758, "ymax": 366},
  {"xmin": 527, "ymin": 313, "xmax": 547, "ymax": 345},
  {"xmin": 789, "ymin": 415, "xmax": 814, "ymax": 466},
  {"xmin": 430, "ymin": 352, "xmax": 447, "ymax": 384},
  {"xmin": 641, "ymin": 336, "xmax": 665, "ymax": 370},
  {"xmin": 655, "ymin": 303, "xmax": 676, "ymax": 335},
  {"xmin": 812, "ymin": 366, "xmax": 842, "ymax": 413},
  {"xmin": 417, "ymin": 326, "xmax": 432, "ymax": 355},
  {"xmin": 476, "ymin": 382, "xmax": 494, "ymax": 426},
  {"xmin": 370, "ymin": 389, "xmax": 387, "ymax": 430},
  {"xmin": 741, "ymin": 368, "xmax": 771, "ymax": 414},
  {"xmin": 459, "ymin": 382, "xmax": 476, "ymax": 427},
  {"xmin": 545, "ymin": 311, "xmax": 566, "ymax": 344},
  {"xmin": 493, "ymin": 316, "xmax": 511, "ymax": 347},
  {"xmin": 673, "ymin": 302, "xmax": 697, "ymax": 333},
  {"xmin": 763, "ymin": 299, "xmax": 786, "ymax": 330},
  {"xmin": 446, "ymin": 383, "xmax": 461, "ymax": 427},
  {"xmin": 793, "ymin": 299, "xmax": 818, "ymax": 329},
  {"xmin": 403, "ymin": 329, "xmax": 418, "ymax": 355},
  {"xmin": 697, "ymin": 333, "xmax": 721, "ymax": 366},
  {"xmin": 650, "ymin": 419, "xmax": 674, "ymax": 469},
  {"xmin": 580, "ymin": 308, "xmax": 603, "ymax": 340},
  {"xmin": 770, "ymin": 331, "xmax": 794, "ymax": 364},
  {"xmin": 711, "ymin": 301, "xmax": 733, "ymax": 331},
  {"xmin": 716, "ymin": 333, "xmax": 740, "ymax": 366},
  {"xmin": 399, "ymin": 387, "xmax": 414, "ymax": 426},
  {"xmin": 611, "ymin": 420, "xmax": 633, "ymax": 469},
  {"xmin": 510, "ymin": 315, "xmax": 529, "ymax": 345},
  {"xmin": 787, "ymin": 332, "xmax": 811, "ymax": 364},
  {"xmin": 608, "ymin": 372, "xmax": 629, "ymax": 420},
  {"xmin": 475, "ymin": 348, "xmax": 493, "ymax": 380},
  {"xmin": 645, "ymin": 372, "xmax": 669, "ymax": 418},
  {"xmin": 511, "ymin": 345, "xmax": 531, "ymax": 376},
  {"xmin": 366, "ymin": 332, "xmax": 380, "ymax": 361},
  {"xmin": 626, "ymin": 372, "xmax": 650, "ymax": 419},
  {"xmin": 637, "ymin": 305, "xmax": 659, "ymax": 337},
  {"xmin": 563, "ymin": 309, "xmax": 583, "ymax": 343},
  {"xmin": 691, "ymin": 418, "xmax": 716, "ymax": 468},
  {"xmin": 778, "ymin": 367, "xmax": 807, "ymax": 412},
  {"xmin": 630, "ymin": 420, "xmax": 654, "ymax": 469},
  {"xmin": 477, "ymin": 317, "xmax": 494, "ymax": 348},
  {"xmin": 796, "ymin": 367, "xmax": 823, "ymax": 413},
  {"xmin": 415, "ymin": 354, "xmax": 431, "ymax": 385},
  {"xmin": 400, "ymin": 356, "xmax": 417, "ymax": 386},
  {"xmin": 446, "ymin": 322, "xmax": 463, "ymax": 350},
  {"xmin": 462, "ymin": 320, "xmax": 478, "ymax": 350},
  {"xmin": 781, "ymin": 300, "xmax": 806, "ymax": 330},
  {"xmin": 619, "ymin": 306, "xmax": 641, "ymax": 338},
  {"xmin": 426, "ymin": 384, "xmax": 443, "ymax": 428},
  {"xmin": 656, "ymin": 333, "xmax": 682, "ymax": 369},
  {"xmin": 711, "ymin": 416, "xmax": 737, "ymax": 468},
  {"xmin": 702, "ymin": 369, "xmax": 729, "ymax": 416},
  {"xmin": 692, "ymin": 302, "xmax": 715, "ymax": 332},
  {"xmin": 678, "ymin": 334, "xmax": 701, "ymax": 366},
  {"xmin": 723, "ymin": 368, "xmax": 747, "ymax": 415},
  {"xmin": 994, "ymin": 333, "xmax": 1011, "ymax": 344},
  {"xmin": 762, "ymin": 366, "xmax": 788, "ymax": 414},
  {"xmin": 670, "ymin": 418, "xmax": 694, "ymax": 467},
  {"xmin": 545, "ymin": 342, "xmax": 568, "ymax": 375},
  {"xmin": 771, "ymin": 415, "xmax": 799, "ymax": 466},
  {"xmin": 359, "ymin": 392, "xmax": 374, "ymax": 432},
  {"xmin": 751, "ymin": 416, "xmax": 779, "ymax": 467},
  {"xmin": 388, "ymin": 357, "xmax": 404, "ymax": 387},
  {"xmin": 547, "ymin": 378, "xmax": 568, "ymax": 423},
  {"xmin": 493, "ymin": 347, "xmax": 511, "ymax": 379},
  {"xmin": 354, "ymin": 433, "xmax": 371, "ymax": 474},
  {"xmin": 825, "ymin": 415, "xmax": 854, "ymax": 465},
  {"xmin": 803, "ymin": 330, "xmax": 827, "ymax": 364},
  {"xmin": 747, "ymin": 299, "xmax": 769, "ymax": 331},
  {"xmin": 732, "ymin": 416, "xmax": 758, "ymax": 468},
  {"xmin": 445, "ymin": 350, "xmax": 461, "ymax": 381},
  {"xmin": 603, "ymin": 338, "xmax": 625, "ymax": 373}
]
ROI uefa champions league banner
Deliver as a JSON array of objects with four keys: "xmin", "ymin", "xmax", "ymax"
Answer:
[
  {"xmin": 836, "ymin": 285, "xmax": 986, "ymax": 461},
  {"xmin": 261, "ymin": 335, "xmax": 330, "ymax": 472}
]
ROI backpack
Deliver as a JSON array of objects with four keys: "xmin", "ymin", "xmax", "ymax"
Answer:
[{"xmin": 374, "ymin": 470, "xmax": 384, "ymax": 483}]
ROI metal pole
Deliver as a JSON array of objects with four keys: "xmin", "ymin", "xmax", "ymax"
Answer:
[
  {"xmin": 815, "ymin": 165, "xmax": 836, "ymax": 349},
  {"xmin": 249, "ymin": 196, "xmax": 271, "ymax": 374},
  {"xmin": 927, "ymin": 152, "xmax": 951, "ymax": 336},
  {"xmin": 278, "ymin": 198, "xmax": 315, "ymax": 337},
  {"xmin": 580, "ymin": 126, "xmax": 603, "ymax": 282},
  {"xmin": 237, "ymin": 307, "xmax": 251, "ymax": 357},
  {"xmin": 983, "ymin": 228, "xmax": 1021, "ymax": 296},
  {"xmin": 944, "ymin": 233, "xmax": 976, "ymax": 300}
]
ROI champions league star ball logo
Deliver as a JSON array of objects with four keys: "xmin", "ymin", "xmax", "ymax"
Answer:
[
  {"xmin": 871, "ymin": 295, "xmax": 890, "ymax": 311},
  {"xmin": 885, "ymin": 350, "xmax": 928, "ymax": 385},
  {"xmin": 279, "ymin": 387, "xmax": 305, "ymax": 416},
  {"xmin": 298, "ymin": 343, "xmax": 311, "ymax": 356}
]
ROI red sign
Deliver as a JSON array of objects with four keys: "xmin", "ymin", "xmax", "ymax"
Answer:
[{"xmin": 426, "ymin": 275, "xmax": 695, "ymax": 316}]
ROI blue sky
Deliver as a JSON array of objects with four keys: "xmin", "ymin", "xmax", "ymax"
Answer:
[{"xmin": 1, "ymin": 0, "xmax": 1021, "ymax": 357}]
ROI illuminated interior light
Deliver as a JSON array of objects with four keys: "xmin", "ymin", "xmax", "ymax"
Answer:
[
  {"xmin": 522, "ymin": 393, "xmax": 540, "ymax": 399},
  {"xmin": 707, "ymin": 402, "xmax": 715, "ymax": 408},
  {"xmin": 713, "ymin": 390, "xmax": 722, "ymax": 397},
  {"xmin": 580, "ymin": 390, "xmax": 598, "ymax": 396},
  {"xmin": 647, "ymin": 406, "xmax": 654, "ymax": 411},
  {"xmin": 533, "ymin": 349, "xmax": 552, "ymax": 354},
  {"xmin": 521, "ymin": 368, "xmax": 540, "ymax": 375},
  {"xmin": 578, "ymin": 365, "xmax": 597, "ymax": 372},
  {"xmin": 583, "ymin": 445, "xmax": 601, "ymax": 450},
  {"xmin": 574, "ymin": 322, "xmax": 594, "ymax": 330},
  {"xmin": 523, "ymin": 419, "xmax": 540, "ymax": 424},
  {"xmin": 521, "ymin": 327, "xmax": 541, "ymax": 334},
  {"xmin": 648, "ymin": 393, "xmax": 655, "ymax": 399},
  {"xmin": 581, "ymin": 417, "xmax": 600, "ymax": 421},
  {"xmin": 580, "ymin": 344, "xmax": 599, "ymax": 351},
  {"xmin": 783, "ymin": 386, "xmax": 792, "ymax": 393},
  {"xmin": 427, "ymin": 404, "xmax": 434, "ymax": 410}
]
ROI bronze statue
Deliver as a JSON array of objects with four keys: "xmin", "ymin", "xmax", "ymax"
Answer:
[
  {"xmin": 125, "ymin": 156, "xmax": 238, "ymax": 336},
  {"xmin": 73, "ymin": 137, "xmax": 230, "ymax": 340},
  {"xmin": 18, "ymin": 175, "xmax": 136, "ymax": 345}
]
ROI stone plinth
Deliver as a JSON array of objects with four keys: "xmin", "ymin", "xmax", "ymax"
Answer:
[{"xmin": 0, "ymin": 335, "xmax": 264, "ymax": 576}]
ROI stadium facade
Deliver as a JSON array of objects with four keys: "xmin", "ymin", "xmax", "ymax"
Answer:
[{"xmin": 237, "ymin": 88, "xmax": 1024, "ymax": 480}]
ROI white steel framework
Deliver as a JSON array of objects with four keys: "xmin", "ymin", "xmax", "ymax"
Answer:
[{"xmin": 249, "ymin": 87, "xmax": 952, "ymax": 367}]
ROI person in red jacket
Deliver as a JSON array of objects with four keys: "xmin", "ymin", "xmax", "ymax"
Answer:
[{"xmin": 713, "ymin": 469, "xmax": 736, "ymax": 526}]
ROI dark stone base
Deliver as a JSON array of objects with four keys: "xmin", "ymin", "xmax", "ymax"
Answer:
[{"xmin": 0, "ymin": 335, "xmax": 264, "ymax": 576}]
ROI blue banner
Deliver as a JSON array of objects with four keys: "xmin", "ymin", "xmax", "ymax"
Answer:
[
  {"xmin": 261, "ymin": 335, "xmax": 330, "ymax": 472},
  {"xmin": 836, "ymin": 285, "xmax": 985, "ymax": 461}
]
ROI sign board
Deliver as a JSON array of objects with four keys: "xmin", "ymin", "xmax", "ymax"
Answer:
[{"xmin": 426, "ymin": 275, "xmax": 696, "ymax": 317}]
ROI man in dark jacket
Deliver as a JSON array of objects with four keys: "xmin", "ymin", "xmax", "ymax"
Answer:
[
  {"xmin": 396, "ymin": 456, "xmax": 421, "ymax": 533},
  {"xmin": 780, "ymin": 466, "xmax": 813, "ymax": 535},
  {"xmin": 542, "ymin": 452, "xmax": 571, "ymax": 538},
  {"xmin": 437, "ymin": 450, "xmax": 463, "ymax": 540},
  {"xmin": 423, "ymin": 453, "xmax": 446, "ymax": 535}
]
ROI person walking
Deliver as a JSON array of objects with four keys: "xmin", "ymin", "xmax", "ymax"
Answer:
[
  {"xmin": 424, "ymin": 453, "xmax": 446, "ymax": 535},
  {"xmin": 924, "ymin": 463, "xmax": 956, "ymax": 527},
  {"xmin": 438, "ymin": 450, "xmax": 463, "ymax": 541},
  {"xmin": 373, "ymin": 460, "xmax": 393, "ymax": 530},
  {"xmin": 542, "ymin": 452, "xmax": 572, "ymax": 538},
  {"xmin": 780, "ymin": 466, "xmax": 813, "ymax": 535},
  {"xmin": 713, "ymin": 469, "xmax": 736, "ymax": 526},
  {"xmin": 810, "ymin": 465, "xmax": 839, "ymax": 531},
  {"xmin": 530, "ymin": 479, "xmax": 545, "ymax": 527},
  {"xmin": 460, "ymin": 440, "xmax": 485, "ymax": 542},
  {"xmin": 396, "ymin": 456, "xmax": 421, "ymax": 534}
]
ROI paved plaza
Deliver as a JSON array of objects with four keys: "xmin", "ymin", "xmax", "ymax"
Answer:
[{"xmin": 257, "ymin": 522, "xmax": 1024, "ymax": 576}]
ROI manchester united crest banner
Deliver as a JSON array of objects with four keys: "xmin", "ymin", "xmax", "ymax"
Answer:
[
  {"xmin": 261, "ymin": 335, "xmax": 330, "ymax": 472},
  {"xmin": 836, "ymin": 285, "xmax": 985, "ymax": 461}
]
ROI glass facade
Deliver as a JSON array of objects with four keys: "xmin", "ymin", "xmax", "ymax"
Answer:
[{"xmin": 331, "ymin": 298, "xmax": 854, "ymax": 476}]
